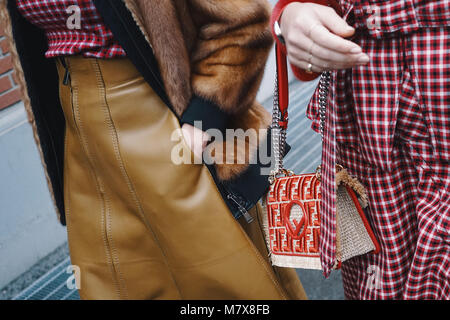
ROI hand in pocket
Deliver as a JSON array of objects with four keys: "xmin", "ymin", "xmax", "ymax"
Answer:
[{"xmin": 181, "ymin": 123, "xmax": 211, "ymax": 160}]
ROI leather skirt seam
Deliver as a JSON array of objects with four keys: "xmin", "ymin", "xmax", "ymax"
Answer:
[
  {"xmin": 91, "ymin": 59, "xmax": 130, "ymax": 299},
  {"xmin": 92, "ymin": 58, "xmax": 183, "ymax": 299},
  {"xmin": 67, "ymin": 58, "xmax": 122, "ymax": 299}
]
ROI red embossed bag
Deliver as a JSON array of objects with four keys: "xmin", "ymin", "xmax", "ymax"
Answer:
[{"xmin": 261, "ymin": 45, "xmax": 380, "ymax": 270}]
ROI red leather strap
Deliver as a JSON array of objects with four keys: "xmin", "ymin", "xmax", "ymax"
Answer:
[{"xmin": 276, "ymin": 44, "xmax": 290, "ymax": 130}]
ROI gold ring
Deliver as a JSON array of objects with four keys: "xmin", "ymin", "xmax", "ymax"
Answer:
[{"xmin": 306, "ymin": 63, "xmax": 313, "ymax": 74}]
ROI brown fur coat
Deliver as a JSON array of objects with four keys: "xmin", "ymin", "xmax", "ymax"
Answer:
[
  {"xmin": 0, "ymin": 0, "xmax": 274, "ymax": 190},
  {"xmin": 125, "ymin": 0, "xmax": 274, "ymax": 180}
]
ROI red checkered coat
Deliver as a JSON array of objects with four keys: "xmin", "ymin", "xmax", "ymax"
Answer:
[{"xmin": 272, "ymin": 0, "xmax": 450, "ymax": 299}]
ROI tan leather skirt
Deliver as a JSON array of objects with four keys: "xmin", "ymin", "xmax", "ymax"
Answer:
[{"xmin": 55, "ymin": 55, "xmax": 306, "ymax": 300}]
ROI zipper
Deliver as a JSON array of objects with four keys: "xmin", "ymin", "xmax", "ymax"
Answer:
[
  {"xmin": 224, "ymin": 186, "xmax": 254, "ymax": 224},
  {"xmin": 59, "ymin": 57, "xmax": 71, "ymax": 86}
]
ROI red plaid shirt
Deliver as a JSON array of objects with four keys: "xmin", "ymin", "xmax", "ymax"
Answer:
[
  {"xmin": 273, "ymin": 0, "xmax": 450, "ymax": 299},
  {"xmin": 16, "ymin": 0, "xmax": 126, "ymax": 58}
]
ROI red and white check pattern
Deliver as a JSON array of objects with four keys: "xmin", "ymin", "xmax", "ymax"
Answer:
[
  {"xmin": 352, "ymin": 0, "xmax": 450, "ymax": 38},
  {"xmin": 311, "ymin": 4, "xmax": 449, "ymax": 300},
  {"xmin": 16, "ymin": 0, "xmax": 126, "ymax": 58},
  {"xmin": 273, "ymin": 0, "xmax": 449, "ymax": 299}
]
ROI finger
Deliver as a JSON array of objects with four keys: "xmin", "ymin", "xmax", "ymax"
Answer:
[
  {"xmin": 290, "ymin": 53, "xmax": 363, "ymax": 71},
  {"xmin": 287, "ymin": 41, "xmax": 369, "ymax": 68},
  {"xmin": 307, "ymin": 54, "xmax": 358, "ymax": 71},
  {"xmin": 181, "ymin": 126, "xmax": 193, "ymax": 146},
  {"xmin": 286, "ymin": 32, "xmax": 365, "ymax": 62},
  {"xmin": 316, "ymin": 5, "xmax": 356, "ymax": 38},
  {"xmin": 287, "ymin": 56, "xmax": 324, "ymax": 73},
  {"xmin": 311, "ymin": 25, "xmax": 362, "ymax": 53},
  {"xmin": 311, "ymin": 42, "xmax": 369, "ymax": 65},
  {"xmin": 193, "ymin": 144, "xmax": 204, "ymax": 160},
  {"xmin": 289, "ymin": 51, "xmax": 365, "ymax": 72}
]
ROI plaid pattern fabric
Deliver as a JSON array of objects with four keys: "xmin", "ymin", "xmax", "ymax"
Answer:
[
  {"xmin": 306, "ymin": 1, "xmax": 450, "ymax": 299},
  {"xmin": 16, "ymin": 0, "xmax": 126, "ymax": 58},
  {"xmin": 352, "ymin": 0, "xmax": 450, "ymax": 38}
]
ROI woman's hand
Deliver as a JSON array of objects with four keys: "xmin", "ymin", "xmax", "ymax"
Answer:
[
  {"xmin": 181, "ymin": 123, "xmax": 211, "ymax": 159},
  {"xmin": 279, "ymin": 2, "xmax": 370, "ymax": 73}
]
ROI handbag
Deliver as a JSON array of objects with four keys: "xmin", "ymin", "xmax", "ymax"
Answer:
[{"xmin": 261, "ymin": 44, "xmax": 381, "ymax": 270}]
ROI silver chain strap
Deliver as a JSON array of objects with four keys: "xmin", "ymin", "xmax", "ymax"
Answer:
[
  {"xmin": 271, "ymin": 69, "xmax": 287, "ymax": 178},
  {"xmin": 318, "ymin": 71, "xmax": 331, "ymax": 142},
  {"xmin": 270, "ymin": 70, "xmax": 331, "ymax": 182}
]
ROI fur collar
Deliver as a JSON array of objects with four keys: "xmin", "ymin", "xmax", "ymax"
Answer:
[{"xmin": 122, "ymin": 0, "xmax": 192, "ymax": 116}]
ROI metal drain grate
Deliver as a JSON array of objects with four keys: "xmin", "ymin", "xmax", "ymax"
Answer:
[{"xmin": 13, "ymin": 257, "xmax": 80, "ymax": 300}]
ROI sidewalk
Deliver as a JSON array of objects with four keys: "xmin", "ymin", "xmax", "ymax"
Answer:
[{"xmin": 1, "ymin": 80, "xmax": 344, "ymax": 300}]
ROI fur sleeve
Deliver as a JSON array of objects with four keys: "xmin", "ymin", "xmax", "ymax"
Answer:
[{"xmin": 187, "ymin": 0, "xmax": 274, "ymax": 114}]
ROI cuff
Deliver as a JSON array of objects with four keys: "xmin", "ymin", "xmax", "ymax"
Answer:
[{"xmin": 180, "ymin": 96, "xmax": 229, "ymax": 133}]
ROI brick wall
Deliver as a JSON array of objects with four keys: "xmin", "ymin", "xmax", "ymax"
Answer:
[{"xmin": 0, "ymin": 21, "xmax": 23, "ymax": 111}]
